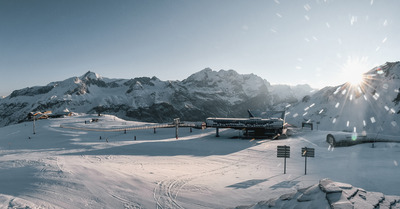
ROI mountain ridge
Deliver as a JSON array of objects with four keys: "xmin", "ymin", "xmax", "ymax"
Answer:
[
  {"xmin": 2, "ymin": 61, "xmax": 399, "ymax": 135},
  {"xmin": 0, "ymin": 68, "xmax": 314, "ymax": 127}
]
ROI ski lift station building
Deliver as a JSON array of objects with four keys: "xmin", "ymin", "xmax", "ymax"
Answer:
[{"xmin": 206, "ymin": 110, "xmax": 287, "ymax": 138}]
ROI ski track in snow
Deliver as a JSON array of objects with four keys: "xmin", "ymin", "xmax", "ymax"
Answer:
[
  {"xmin": 109, "ymin": 192, "xmax": 143, "ymax": 209},
  {"xmin": 153, "ymin": 138, "xmax": 275, "ymax": 209}
]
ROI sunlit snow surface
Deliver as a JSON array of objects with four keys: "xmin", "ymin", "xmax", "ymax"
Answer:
[{"xmin": 0, "ymin": 114, "xmax": 399, "ymax": 208}]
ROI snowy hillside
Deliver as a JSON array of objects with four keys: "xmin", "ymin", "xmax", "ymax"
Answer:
[
  {"xmin": 0, "ymin": 114, "xmax": 399, "ymax": 208},
  {"xmin": 0, "ymin": 69, "xmax": 313, "ymax": 127},
  {"xmin": 285, "ymin": 61, "xmax": 400, "ymax": 135}
]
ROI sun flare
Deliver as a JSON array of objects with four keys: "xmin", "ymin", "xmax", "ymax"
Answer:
[
  {"xmin": 340, "ymin": 57, "xmax": 369, "ymax": 87},
  {"xmin": 348, "ymin": 71, "xmax": 365, "ymax": 86}
]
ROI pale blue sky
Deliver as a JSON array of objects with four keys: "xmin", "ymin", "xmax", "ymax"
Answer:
[{"xmin": 1, "ymin": 0, "xmax": 399, "ymax": 96}]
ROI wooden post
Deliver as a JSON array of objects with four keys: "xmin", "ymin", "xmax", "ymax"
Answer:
[
  {"xmin": 175, "ymin": 124, "xmax": 179, "ymax": 139},
  {"xmin": 284, "ymin": 155, "xmax": 287, "ymax": 174},
  {"xmin": 277, "ymin": 145, "xmax": 290, "ymax": 174},
  {"xmin": 33, "ymin": 116, "xmax": 36, "ymax": 135},
  {"xmin": 301, "ymin": 147, "xmax": 314, "ymax": 175},
  {"xmin": 305, "ymin": 154, "xmax": 307, "ymax": 175}
]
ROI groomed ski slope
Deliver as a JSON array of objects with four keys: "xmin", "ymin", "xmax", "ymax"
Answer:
[{"xmin": 0, "ymin": 114, "xmax": 399, "ymax": 208}]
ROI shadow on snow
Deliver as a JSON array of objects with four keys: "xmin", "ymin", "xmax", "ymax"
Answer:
[{"xmin": 63, "ymin": 133, "xmax": 261, "ymax": 157}]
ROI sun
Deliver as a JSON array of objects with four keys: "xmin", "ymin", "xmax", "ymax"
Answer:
[
  {"xmin": 340, "ymin": 56, "xmax": 369, "ymax": 87},
  {"xmin": 347, "ymin": 71, "xmax": 365, "ymax": 86}
]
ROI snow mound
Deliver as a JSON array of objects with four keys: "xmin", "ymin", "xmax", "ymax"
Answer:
[
  {"xmin": 0, "ymin": 194, "xmax": 39, "ymax": 209},
  {"xmin": 233, "ymin": 178, "xmax": 400, "ymax": 209}
]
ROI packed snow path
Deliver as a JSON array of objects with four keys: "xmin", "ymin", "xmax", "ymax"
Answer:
[{"xmin": 0, "ymin": 114, "xmax": 399, "ymax": 208}]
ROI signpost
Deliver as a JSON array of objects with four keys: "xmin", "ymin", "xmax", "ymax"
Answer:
[
  {"xmin": 277, "ymin": 145, "xmax": 290, "ymax": 174},
  {"xmin": 301, "ymin": 147, "xmax": 315, "ymax": 175}
]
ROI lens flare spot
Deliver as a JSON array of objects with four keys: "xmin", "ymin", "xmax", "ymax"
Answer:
[
  {"xmin": 304, "ymin": 4, "xmax": 311, "ymax": 11},
  {"xmin": 373, "ymin": 93, "xmax": 380, "ymax": 100},
  {"xmin": 361, "ymin": 131, "xmax": 367, "ymax": 136},
  {"xmin": 326, "ymin": 22, "xmax": 331, "ymax": 28},
  {"xmin": 333, "ymin": 87, "xmax": 341, "ymax": 95},
  {"xmin": 376, "ymin": 68, "xmax": 384, "ymax": 74},
  {"xmin": 328, "ymin": 145, "xmax": 334, "ymax": 152},
  {"xmin": 357, "ymin": 86, "xmax": 362, "ymax": 94},
  {"xmin": 370, "ymin": 117, "xmax": 376, "ymax": 123},
  {"xmin": 351, "ymin": 132, "xmax": 357, "ymax": 141}
]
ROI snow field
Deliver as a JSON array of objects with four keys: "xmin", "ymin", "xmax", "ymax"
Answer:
[{"xmin": 0, "ymin": 114, "xmax": 399, "ymax": 208}]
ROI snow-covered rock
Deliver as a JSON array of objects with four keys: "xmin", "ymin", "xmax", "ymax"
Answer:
[{"xmin": 233, "ymin": 178, "xmax": 400, "ymax": 209}]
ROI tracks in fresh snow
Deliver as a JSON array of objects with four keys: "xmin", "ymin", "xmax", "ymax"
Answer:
[
  {"xmin": 154, "ymin": 178, "xmax": 187, "ymax": 209},
  {"xmin": 152, "ymin": 147, "xmax": 267, "ymax": 209},
  {"xmin": 109, "ymin": 192, "xmax": 143, "ymax": 209}
]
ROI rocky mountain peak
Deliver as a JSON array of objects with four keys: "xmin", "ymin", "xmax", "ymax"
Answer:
[
  {"xmin": 184, "ymin": 68, "xmax": 251, "ymax": 82},
  {"xmin": 80, "ymin": 71, "xmax": 102, "ymax": 81}
]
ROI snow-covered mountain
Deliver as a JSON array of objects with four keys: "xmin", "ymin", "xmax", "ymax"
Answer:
[
  {"xmin": 2, "ymin": 61, "xmax": 399, "ymax": 134},
  {"xmin": 285, "ymin": 61, "xmax": 400, "ymax": 135},
  {"xmin": 270, "ymin": 84, "xmax": 316, "ymax": 105},
  {"xmin": 0, "ymin": 69, "xmax": 313, "ymax": 127}
]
